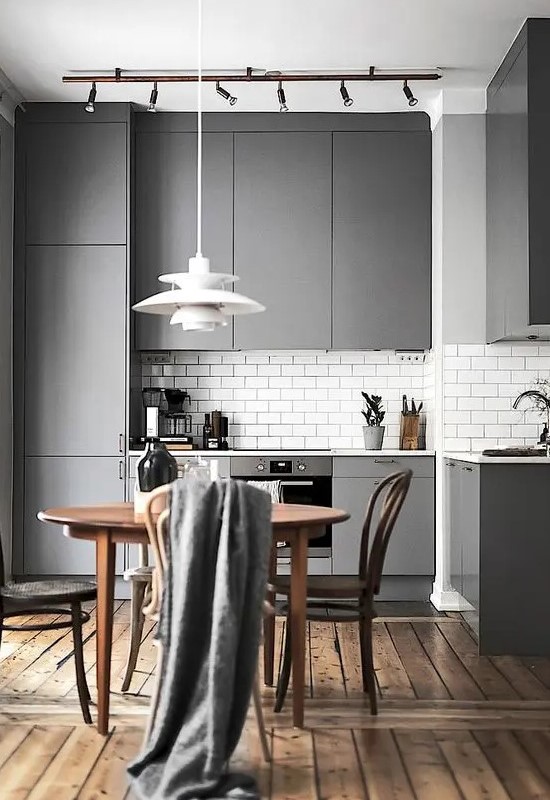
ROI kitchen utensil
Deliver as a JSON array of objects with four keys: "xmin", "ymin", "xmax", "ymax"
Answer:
[{"xmin": 411, "ymin": 398, "xmax": 417, "ymax": 414}]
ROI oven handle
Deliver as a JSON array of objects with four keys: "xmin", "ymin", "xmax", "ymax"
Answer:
[{"xmin": 279, "ymin": 480, "xmax": 315, "ymax": 487}]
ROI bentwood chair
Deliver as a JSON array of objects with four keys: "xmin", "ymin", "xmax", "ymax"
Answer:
[
  {"xmin": 141, "ymin": 482, "xmax": 272, "ymax": 762},
  {"xmin": 0, "ymin": 535, "xmax": 96, "ymax": 723},
  {"xmin": 270, "ymin": 469, "xmax": 412, "ymax": 715},
  {"xmin": 121, "ymin": 545, "xmax": 153, "ymax": 693}
]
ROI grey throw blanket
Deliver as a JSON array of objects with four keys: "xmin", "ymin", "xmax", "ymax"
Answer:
[{"xmin": 128, "ymin": 478, "xmax": 272, "ymax": 800}]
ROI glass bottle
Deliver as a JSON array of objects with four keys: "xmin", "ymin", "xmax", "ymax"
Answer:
[{"xmin": 137, "ymin": 437, "xmax": 178, "ymax": 492}]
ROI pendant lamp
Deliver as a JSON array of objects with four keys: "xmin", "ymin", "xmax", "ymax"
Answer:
[{"xmin": 132, "ymin": 0, "xmax": 265, "ymax": 332}]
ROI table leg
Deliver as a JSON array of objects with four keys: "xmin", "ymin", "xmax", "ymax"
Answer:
[
  {"xmin": 290, "ymin": 530, "xmax": 308, "ymax": 728},
  {"xmin": 96, "ymin": 531, "xmax": 116, "ymax": 736},
  {"xmin": 263, "ymin": 543, "xmax": 277, "ymax": 686}
]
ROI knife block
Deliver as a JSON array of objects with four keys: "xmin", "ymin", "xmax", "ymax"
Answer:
[{"xmin": 400, "ymin": 414, "xmax": 420, "ymax": 450}]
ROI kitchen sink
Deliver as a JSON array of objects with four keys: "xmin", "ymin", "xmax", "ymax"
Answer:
[{"xmin": 482, "ymin": 447, "xmax": 547, "ymax": 457}]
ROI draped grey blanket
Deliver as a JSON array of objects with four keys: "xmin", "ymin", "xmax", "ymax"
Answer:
[{"xmin": 128, "ymin": 478, "xmax": 272, "ymax": 800}]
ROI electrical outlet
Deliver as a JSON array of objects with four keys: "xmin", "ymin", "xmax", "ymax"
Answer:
[
  {"xmin": 142, "ymin": 352, "xmax": 172, "ymax": 365},
  {"xmin": 396, "ymin": 351, "xmax": 426, "ymax": 363}
]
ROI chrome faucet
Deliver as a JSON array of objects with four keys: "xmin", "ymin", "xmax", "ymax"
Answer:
[{"xmin": 513, "ymin": 390, "xmax": 550, "ymax": 454}]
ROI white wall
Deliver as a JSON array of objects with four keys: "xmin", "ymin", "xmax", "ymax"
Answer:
[{"xmin": 0, "ymin": 113, "xmax": 13, "ymax": 577}]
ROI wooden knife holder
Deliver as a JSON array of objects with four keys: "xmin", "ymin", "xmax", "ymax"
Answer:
[{"xmin": 400, "ymin": 414, "xmax": 420, "ymax": 450}]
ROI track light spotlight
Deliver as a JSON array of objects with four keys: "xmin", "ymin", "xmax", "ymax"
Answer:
[
  {"xmin": 340, "ymin": 80, "xmax": 353, "ymax": 107},
  {"xmin": 216, "ymin": 81, "xmax": 237, "ymax": 106},
  {"xmin": 403, "ymin": 80, "xmax": 418, "ymax": 107},
  {"xmin": 84, "ymin": 82, "xmax": 97, "ymax": 113},
  {"xmin": 277, "ymin": 81, "xmax": 289, "ymax": 112},
  {"xmin": 147, "ymin": 81, "xmax": 158, "ymax": 112}
]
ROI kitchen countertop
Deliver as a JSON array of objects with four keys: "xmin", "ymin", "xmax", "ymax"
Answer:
[
  {"xmin": 445, "ymin": 451, "xmax": 550, "ymax": 464},
  {"xmin": 129, "ymin": 448, "xmax": 435, "ymax": 458}
]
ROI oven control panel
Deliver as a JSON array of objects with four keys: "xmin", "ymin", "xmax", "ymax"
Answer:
[{"xmin": 231, "ymin": 455, "xmax": 332, "ymax": 478}]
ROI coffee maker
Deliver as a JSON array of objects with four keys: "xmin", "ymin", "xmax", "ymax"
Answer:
[{"xmin": 141, "ymin": 388, "xmax": 194, "ymax": 448}]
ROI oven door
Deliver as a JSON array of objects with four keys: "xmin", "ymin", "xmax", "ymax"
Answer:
[{"xmin": 278, "ymin": 476, "xmax": 332, "ymax": 557}]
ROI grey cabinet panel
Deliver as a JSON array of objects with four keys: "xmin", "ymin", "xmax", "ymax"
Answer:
[
  {"xmin": 23, "ymin": 457, "xmax": 125, "ymax": 575},
  {"xmin": 333, "ymin": 132, "xmax": 431, "ymax": 350},
  {"xmin": 26, "ymin": 123, "xmax": 127, "ymax": 245},
  {"xmin": 447, "ymin": 461, "xmax": 462, "ymax": 594},
  {"xmin": 134, "ymin": 132, "xmax": 233, "ymax": 350},
  {"xmin": 332, "ymin": 477, "xmax": 434, "ymax": 576},
  {"xmin": 233, "ymin": 132, "xmax": 332, "ymax": 350},
  {"xmin": 25, "ymin": 246, "xmax": 126, "ymax": 456},
  {"xmin": 461, "ymin": 465, "xmax": 480, "ymax": 609}
]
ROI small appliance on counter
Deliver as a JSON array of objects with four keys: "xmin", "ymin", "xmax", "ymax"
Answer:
[
  {"xmin": 202, "ymin": 410, "xmax": 229, "ymax": 450},
  {"xmin": 139, "ymin": 387, "xmax": 194, "ymax": 449}
]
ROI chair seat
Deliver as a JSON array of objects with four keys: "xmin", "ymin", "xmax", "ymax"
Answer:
[
  {"xmin": 1, "ymin": 580, "xmax": 97, "ymax": 604},
  {"xmin": 269, "ymin": 574, "xmax": 367, "ymax": 598},
  {"xmin": 123, "ymin": 565, "xmax": 154, "ymax": 582}
]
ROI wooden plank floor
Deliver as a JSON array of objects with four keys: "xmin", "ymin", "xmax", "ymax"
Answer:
[{"xmin": 1, "ymin": 602, "xmax": 550, "ymax": 798}]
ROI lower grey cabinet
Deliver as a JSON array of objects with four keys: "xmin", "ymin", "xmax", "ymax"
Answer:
[
  {"xmin": 447, "ymin": 459, "xmax": 480, "ymax": 609},
  {"xmin": 332, "ymin": 457, "xmax": 434, "ymax": 585},
  {"xmin": 23, "ymin": 457, "xmax": 125, "ymax": 576}
]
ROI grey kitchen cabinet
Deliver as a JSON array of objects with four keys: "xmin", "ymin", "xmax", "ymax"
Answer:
[
  {"xmin": 134, "ymin": 132, "xmax": 234, "ymax": 350},
  {"xmin": 24, "ymin": 246, "xmax": 126, "ymax": 456},
  {"xmin": 332, "ymin": 132, "xmax": 431, "ymax": 350},
  {"xmin": 233, "ymin": 132, "xmax": 332, "ymax": 350},
  {"xmin": 446, "ymin": 459, "xmax": 480, "ymax": 610},
  {"xmin": 23, "ymin": 457, "xmax": 125, "ymax": 576},
  {"xmin": 486, "ymin": 19, "xmax": 550, "ymax": 341},
  {"xmin": 25, "ymin": 122, "xmax": 127, "ymax": 245},
  {"xmin": 332, "ymin": 457, "xmax": 434, "ymax": 596}
]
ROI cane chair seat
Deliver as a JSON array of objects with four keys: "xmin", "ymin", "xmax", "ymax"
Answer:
[{"xmin": 2, "ymin": 580, "xmax": 97, "ymax": 604}]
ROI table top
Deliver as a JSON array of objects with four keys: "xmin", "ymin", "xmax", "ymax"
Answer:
[{"xmin": 38, "ymin": 502, "xmax": 349, "ymax": 533}]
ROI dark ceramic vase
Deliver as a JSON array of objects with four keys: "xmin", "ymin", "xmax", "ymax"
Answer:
[{"xmin": 137, "ymin": 438, "xmax": 178, "ymax": 492}]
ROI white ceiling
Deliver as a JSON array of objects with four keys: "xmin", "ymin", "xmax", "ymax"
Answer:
[{"xmin": 0, "ymin": 0, "xmax": 549, "ymax": 115}]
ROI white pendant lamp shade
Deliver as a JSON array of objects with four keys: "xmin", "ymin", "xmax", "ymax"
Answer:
[{"xmin": 131, "ymin": 1, "xmax": 265, "ymax": 333}]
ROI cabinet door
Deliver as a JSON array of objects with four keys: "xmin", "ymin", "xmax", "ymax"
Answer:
[
  {"xmin": 233, "ymin": 132, "xmax": 332, "ymax": 350},
  {"xmin": 134, "ymin": 132, "xmax": 234, "ymax": 350},
  {"xmin": 332, "ymin": 477, "xmax": 434, "ymax": 576},
  {"xmin": 332, "ymin": 132, "xmax": 431, "ymax": 349},
  {"xmin": 24, "ymin": 246, "xmax": 126, "ymax": 456},
  {"xmin": 461, "ymin": 464, "xmax": 480, "ymax": 609},
  {"xmin": 25, "ymin": 123, "xmax": 127, "ymax": 245},
  {"xmin": 23, "ymin": 457, "xmax": 125, "ymax": 575},
  {"xmin": 447, "ymin": 460, "xmax": 463, "ymax": 594}
]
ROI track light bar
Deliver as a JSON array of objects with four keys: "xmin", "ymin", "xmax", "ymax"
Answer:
[
  {"xmin": 65, "ymin": 66, "xmax": 441, "ymax": 85},
  {"xmin": 216, "ymin": 81, "xmax": 237, "ymax": 105}
]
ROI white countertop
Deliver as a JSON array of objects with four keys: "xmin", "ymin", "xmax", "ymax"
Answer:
[
  {"xmin": 445, "ymin": 451, "xmax": 550, "ymax": 464},
  {"xmin": 129, "ymin": 448, "xmax": 435, "ymax": 458}
]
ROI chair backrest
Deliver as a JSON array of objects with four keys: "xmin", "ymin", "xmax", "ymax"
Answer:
[
  {"xmin": 142, "ymin": 484, "xmax": 172, "ymax": 620},
  {"xmin": 358, "ymin": 469, "xmax": 412, "ymax": 601}
]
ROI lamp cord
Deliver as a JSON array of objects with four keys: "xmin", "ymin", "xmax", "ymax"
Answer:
[{"xmin": 196, "ymin": 0, "xmax": 203, "ymax": 257}]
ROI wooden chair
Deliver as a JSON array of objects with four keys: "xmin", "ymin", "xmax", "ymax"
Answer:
[
  {"xmin": 0, "ymin": 535, "xmax": 96, "ymax": 723},
  {"xmin": 270, "ymin": 469, "xmax": 412, "ymax": 715},
  {"xmin": 141, "ymin": 483, "xmax": 271, "ymax": 762},
  {"xmin": 121, "ymin": 547, "xmax": 153, "ymax": 693}
]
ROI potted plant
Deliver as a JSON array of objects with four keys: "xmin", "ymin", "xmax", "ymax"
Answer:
[{"xmin": 361, "ymin": 392, "xmax": 386, "ymax": 450}]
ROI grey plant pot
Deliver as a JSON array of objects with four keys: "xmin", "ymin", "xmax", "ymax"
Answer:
[{"xmin": 363, "ymin": 425, "xmax": 385, "ymax": 450}]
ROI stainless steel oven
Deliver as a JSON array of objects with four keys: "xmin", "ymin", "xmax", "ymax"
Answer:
[{"xmin": 230, "ymin": 455, "xmax": 333, "ymax": 560}]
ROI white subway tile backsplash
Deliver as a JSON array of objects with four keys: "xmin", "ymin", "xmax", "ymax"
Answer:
[{"xmin": 140, "ymin": 349, "xmax": 428, "ymax": 450}]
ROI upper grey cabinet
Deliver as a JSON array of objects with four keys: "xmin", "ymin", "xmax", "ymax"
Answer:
[
  {"xmin": 233, "ymin": 132, "xmax": 332, "ymax": 350},
  {"xmin": 486, "ymin": 19, "xmax": 550, "ymax": 342},
  {"xmin": 25, "ymin": 245, "xmax": 126, "ymax": 456},
  {"xmin": 332, "ymin": 131, "xmax": 431, "ymax": 350},
  {"xmin": 25, "ymin": 122, "xmax": 127, "ymax": 245},
  {"xmin": 134, "ymin": 131, "xmax": 234, "ymax": 350}
]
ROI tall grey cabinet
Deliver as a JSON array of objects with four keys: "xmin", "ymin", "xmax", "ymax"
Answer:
[
  {"xmin": 332, "ymin": 131, "xmax": 432, "ymax": 350},
  {"xmin": 134, "ymin": 125, "xmax": 234, "ymax": 350},
  {"xmin": 486, "ymin": 19, "xmax": 550, "ymax": 341},
  {"xmin": 14, "ymin": 104, "xmax": 129, "ymax": 576},
  {"xmin": 233, "ymin": 132, "xmax": 332, "ymax": 350}
]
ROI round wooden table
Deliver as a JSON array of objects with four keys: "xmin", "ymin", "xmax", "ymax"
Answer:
[{"xmin": 38, "ymin": 501, "xmax": 349, "ymax": 734}]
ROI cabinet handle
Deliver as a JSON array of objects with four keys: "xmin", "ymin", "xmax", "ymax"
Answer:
[
  {"xmin": 373, "ymin": 480, "xmax": 380, "ymax": 486},
  {"xmin": 118, "ymin": 460, "xmax": 125, "ymax": 480},
  {"xmin": 447, "ymin": 463, "xmax": 456, "ymax": 468},
  {"xmin": 463, "ymin": 466, "xmax": 473, "ymax": 472},
  {"xmin": 374, "ymin": 458, "xmax": 396, "ymax": 464},
  {"xmin": 118, "ymin": 433, "xmax": 125, "ymax": 454}
]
